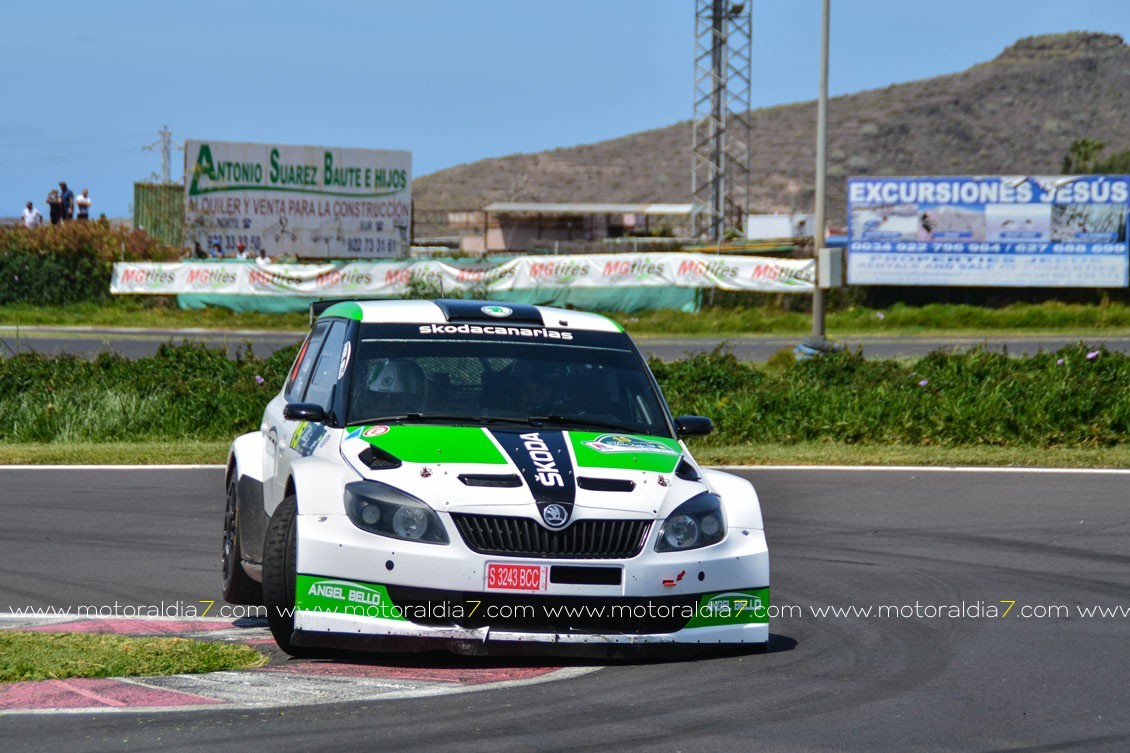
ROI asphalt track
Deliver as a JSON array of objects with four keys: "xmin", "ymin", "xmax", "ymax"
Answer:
[
  {"xmin": 3, "ymin": 325, "xmax": 1129, "ymax": 361},
  {"xmin": 2, "ymin": 466, "xmax": 1129, "ymax": 751}
]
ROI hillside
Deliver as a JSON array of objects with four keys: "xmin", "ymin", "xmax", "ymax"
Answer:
[{"xmin": 413, "ymin": 32, "xmax": 1130, "ymax": 224}]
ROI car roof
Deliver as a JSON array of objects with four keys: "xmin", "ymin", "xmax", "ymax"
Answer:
[{"xmin": 316, "ymin": 299, "xmax": 623, "ymax": 333}]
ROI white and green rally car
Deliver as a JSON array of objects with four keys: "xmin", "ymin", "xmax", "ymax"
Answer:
[{"xmin": 223, "ymin": 299, "xmax": 769, "ymax": 657}]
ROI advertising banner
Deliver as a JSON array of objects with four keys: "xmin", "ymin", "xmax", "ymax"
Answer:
[
  {"xmin": 184, "ymin": 140, "xmax": 411, "ymax": 260},
  {"xmin": 111, "ymin": 253, "xmax": 815, "ymax": 297},
  {"xmin": 847, "ymin": 175, "xmax": 1130, "ymax": 287}
]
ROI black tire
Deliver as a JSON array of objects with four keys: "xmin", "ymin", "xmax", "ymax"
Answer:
[
  {"xmin": 262, "ymin": 494, "xmax": 315, "ymax": 657},
  {"xmin": 221, "ymin": 469, "xmax": 263, "ymax": 605}
]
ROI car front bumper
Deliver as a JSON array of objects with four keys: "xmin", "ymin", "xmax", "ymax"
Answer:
[{"xmin": 290, "ymin": 513, "xmax": 770, "ymax": 651}]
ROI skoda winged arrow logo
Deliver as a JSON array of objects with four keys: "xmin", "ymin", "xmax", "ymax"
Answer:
[
  {"xmin": 541, "ymin": 504, "xmax": 568, "ymax": 528},
  {"xmin": 481, "ymin": 305, "xmax": 513, "ymax": 318}
]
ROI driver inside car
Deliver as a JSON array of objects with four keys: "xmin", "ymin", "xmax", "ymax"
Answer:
[
  {"xmin": 354, "ymin": 358, "xmax": 426, "ymax": 418},
  {"xmin": 508, "ymin": 360, "xmax": 569, "ymax": 415}
]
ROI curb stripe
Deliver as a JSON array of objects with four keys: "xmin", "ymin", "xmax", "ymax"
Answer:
[{"xmin": 718, "ymin": 465, "xmax": 1130, "ymax": 475}]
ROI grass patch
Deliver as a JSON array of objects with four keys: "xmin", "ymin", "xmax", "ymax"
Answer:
[
  {"xmin": 689, "ymin": 442, "xmax": 1130, "ymax": 468},
  {"xmin": 5, "ymin": 300, "xmax": 1130, "ymax": 337},
  {"xmin": 0, "ymin": 632, "xmax": 266, "ymax": 683},
  {"xmin": 0, "ymin": 441, "xmax": 229, "ymax": 465},
  {"xmin": 0, "ymin": 299, "xmax": 308, "ymax": 331},
  {"xmin": 615, "ymin": 301, "xmax": 1130, "ymax": 336},
  {"xmin": 1, "ymin": 441, "xmax": 1127, "ymax": 468}
]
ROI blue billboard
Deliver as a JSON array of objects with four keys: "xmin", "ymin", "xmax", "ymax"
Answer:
[{"xmin": 847, "ymin": 175, "xmax": 1130, "ymax": 287}]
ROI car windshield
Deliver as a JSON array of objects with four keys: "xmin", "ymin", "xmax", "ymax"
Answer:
[{"xmin": 346, "ymin": 325, "xmax": 672, "ymax": 437}]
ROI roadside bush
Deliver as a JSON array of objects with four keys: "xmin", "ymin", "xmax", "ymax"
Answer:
[
  {"xmin": 0, "ymin": 343, "xmax": 298, "ymax": 443},
  {"xmin": 654, "ymin": 344, "xmax": 1130, "ymax": 449},
  {"xmin": 0, "ymin": 221, "xmax": 174, "ymax": 306},
  {"xmin": 1, "ymin": 343, "xmax": 1127, "ymax": 448}
]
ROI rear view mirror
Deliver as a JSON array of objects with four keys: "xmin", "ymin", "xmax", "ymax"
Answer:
[
  {"xmin": 283, "ymin": 403, "xmax": 328, "ymax": 423},
  {"xmin": 675, "ymin": 415, "xmax": 713, "ymax": 437}
]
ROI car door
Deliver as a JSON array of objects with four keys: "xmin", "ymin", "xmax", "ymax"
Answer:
[
  {"xmin": 264, "ymin": 319, "xmax": 331, "ymax": 512},
  {"xmin": 273, "ymin": 319, "xmax": 349, "ymax": 508}
]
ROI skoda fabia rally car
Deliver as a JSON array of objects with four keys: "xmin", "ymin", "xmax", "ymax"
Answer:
[{"xmin": 223, "ymin": 299, "xmax": 769, "ymax": 656}]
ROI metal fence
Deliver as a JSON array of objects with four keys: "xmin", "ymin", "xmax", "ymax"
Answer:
[{"xmin": 133, "ymin": 182, "xmax": 184, "ymax": 248}]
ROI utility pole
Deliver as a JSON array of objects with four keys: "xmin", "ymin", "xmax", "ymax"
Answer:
[
  {"xmin": 143, "ymin": 126, "xmax": 175, "ymax": 183},
  {"xmin": 806, "ymin": 0, "xmax": 833, "ymax": 351}
]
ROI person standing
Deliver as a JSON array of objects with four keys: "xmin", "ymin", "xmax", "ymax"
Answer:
[
  {"xmin": 75, "ymin": 188, "xmax": 91, "ymax": 220},
  {"xmin": 59, "ymin": 182, "xmax": 75, "ymax": 222},
  {"xmin": 46, "ymin": 189, "xmax": 62, "ymax": 225},
  {"xmin": 21, "ymin": 201, "xmax": 43, "ymax": 229}
]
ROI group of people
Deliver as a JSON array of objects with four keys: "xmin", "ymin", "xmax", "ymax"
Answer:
[
  {"xmin": 21, "ymin": 181, "xmax": 91, "ymax": 228},
  {"xmin": 186, "ymin": 240, "xmax": 271, "ymax": 265}
]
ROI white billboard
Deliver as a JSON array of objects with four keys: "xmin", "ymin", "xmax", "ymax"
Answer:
[
  {"xmin": 847, "ymin": 175, "xmax": 1130, "ymax": 287},
  {"xmin": 184, "ymin": 140, "xmax": 411, "ymax": 259}
]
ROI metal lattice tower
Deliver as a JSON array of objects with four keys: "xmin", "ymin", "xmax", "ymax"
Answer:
[
  {"xmin": 142, "ymin": 126, "xmax": 176, "ymax": 183},
  {"xmin": 692, "ymin": 0, "xmax": 752, "ymax": 241}
]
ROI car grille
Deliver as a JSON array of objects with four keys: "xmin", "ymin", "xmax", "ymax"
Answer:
[{"xmin": 451, "ymin": 514, "xmax": 651, "ymax": 559}]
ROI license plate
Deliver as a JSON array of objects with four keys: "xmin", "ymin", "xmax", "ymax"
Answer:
[{"xmin": 485, "ymin": 563, "xmax": 547, "ymax": 591}]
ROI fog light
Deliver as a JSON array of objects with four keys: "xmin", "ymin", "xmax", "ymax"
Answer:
[{"xmin": 359, "ymin": 503, "xmax": 381, "ymax": 526}]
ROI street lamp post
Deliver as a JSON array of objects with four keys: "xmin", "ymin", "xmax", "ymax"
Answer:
[{"xmin": 799, "ymin": 0, "xmax": 843, "ymax": 358}]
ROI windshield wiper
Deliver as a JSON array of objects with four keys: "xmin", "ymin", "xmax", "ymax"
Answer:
[
  {"xmin": 346, "ymin": 413, "xmax": 535, "ymax": 428},
  {"xmin": 527, "ymin": 415, "xmax": 639, "ymax": 433}
]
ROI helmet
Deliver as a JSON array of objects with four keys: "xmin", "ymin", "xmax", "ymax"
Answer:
[
  {"xmin": 369, "ymin": 359, "xmax": 424, "ymax": 395},
  {"xmin": 508, "ymin": 360, "xmax": 569, "ymax": 412}
]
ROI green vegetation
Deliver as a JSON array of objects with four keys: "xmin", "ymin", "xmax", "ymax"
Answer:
[
  {"xmin": 5, "ymin": 299, "xmax": 1130, "ymax": 338},
  {"xmin": 0, "ymin": 343, "xmax": 294, "ymax": 443},
  {"xmin": 0, "ymin": 222, "xmax": 174, "ymax": 307},
  {"xmin": 2, "ymin": 343, "xmax": 1128, "ymax": 466},
  {"xmin": 690, "ymin": 443, "xmax": 1130, "ymax": 468},
  {"xmin": 4, "ymin": 440, "xmax": 1125, "ymax": 468},
  {"xmin": 0, "ymin": 632, "xmax": 265, "ymax": 683},
  {"xmin": 0, "ymin": 298, "xmax": 308, "ymax": 331},
  {"xmin": 616, "ymin": 301, "xmax": 1130, "ymax": 336},
  {"xmin": 654, "ymin": 344, "xmax": 1130, "ymax": 449},
  {"xmin": 1064, "ymin": 136, "xmax": 1130, "ymax": 174},
  {"xmin": 0, "ymin": 441, "xmax": 230, "ymax": 465}
]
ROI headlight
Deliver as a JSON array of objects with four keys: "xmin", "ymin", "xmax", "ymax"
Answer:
[
  {"xmin": 344, "ymin": 481, "xmax": 449, "ymax": 544},
  {"xmin": 655, "ymin": 492, "xmax": 726, "ymax": 552}
]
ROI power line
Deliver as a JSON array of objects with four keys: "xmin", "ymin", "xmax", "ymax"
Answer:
[
  {"xmin": 0, "ymin": 146, "xmax": 144, "ymax": 169},
  {"xmin": 0, "ymin": 132, "xmax": 152, "ymax": 150}
]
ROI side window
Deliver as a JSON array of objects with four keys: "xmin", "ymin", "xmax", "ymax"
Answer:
[
  {"xmin": 285, "ymin": 320, "xmax": 331, "ymax": 402},
  {"xmin": 303, "ymin": 321, "xmax": 348, "ymax": 410}
]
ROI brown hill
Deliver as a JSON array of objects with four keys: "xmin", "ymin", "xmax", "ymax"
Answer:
[{"xmin": 413, "ymin": 32, "xmax": 1130, "ymax": 225}]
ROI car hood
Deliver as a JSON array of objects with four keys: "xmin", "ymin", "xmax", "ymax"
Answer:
[{"xmin": 340, "ymin": 424, "xmax": 705, "ymax": 520}]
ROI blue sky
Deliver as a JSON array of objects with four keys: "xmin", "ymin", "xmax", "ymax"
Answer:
[{"xmin": 1, "ymin": 0, "xmax": 1126, "ymax": 218}]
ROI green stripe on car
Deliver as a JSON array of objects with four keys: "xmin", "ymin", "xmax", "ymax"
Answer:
[
  {"xmin": 318, "ymin": 301, "xmax": 364, "ymax": 321},
  {"xmin": 685, "ymin": 588, "xmax": 770, "ymax": 628},
  {"xmin": 295, "ymin": 575, "xmax": 407, "ymax": 621},
  {"xmin": 363, "ymin": 425, "xmax": 508, "ymax": 464}
]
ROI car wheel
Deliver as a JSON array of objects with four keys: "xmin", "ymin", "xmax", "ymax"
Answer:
[
  {"xmin": 262, "ymin": 494, "xmax": 315, "ymax": 657},
  {"xmin": 222, "ymin": 469, "xmax": 263, "ymax": 605}
]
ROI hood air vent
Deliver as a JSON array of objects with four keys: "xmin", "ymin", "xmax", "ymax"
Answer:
[
  {"xmin": 359, "ymin": 446, "xmax": 401, "ymax": 470},
  {"xmin": 577, "ymin": 477, "xmax": 636, "ymax": 493},
  {"xmin": 459, "ymin": 473, "xmax": 522, "ymax": 488}
]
